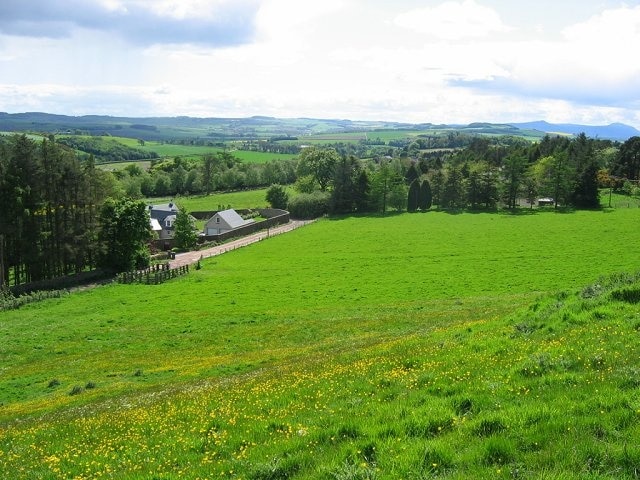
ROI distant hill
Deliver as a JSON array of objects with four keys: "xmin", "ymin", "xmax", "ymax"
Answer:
[
  {"xmin": 0, "ymin": 112, "xmax": 638, "ymax": 142},
  {"xmin": 509, "ymin": 120, "xmax": 639, "ymax": 141}
]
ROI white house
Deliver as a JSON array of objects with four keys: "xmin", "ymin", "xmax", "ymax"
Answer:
[{"xmin": 204, "ymin": 209, "xmax": 254, "ymax": 235}]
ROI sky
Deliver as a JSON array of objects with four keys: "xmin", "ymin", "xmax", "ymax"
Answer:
[{"xmin": 0, "ymin": 0, "xmax": 639, "ymax": 128}]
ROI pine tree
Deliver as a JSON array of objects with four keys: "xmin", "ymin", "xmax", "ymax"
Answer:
[
  {"xmin": 407, "ymin": 179, "xmax": 419, "ymax": 212},
  {"xmin": 418, "ymin": 179, "xmax": 432, "ymax": 211}
]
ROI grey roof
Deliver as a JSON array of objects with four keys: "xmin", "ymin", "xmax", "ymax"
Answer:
[
  {"xmin": 217, "ymin": 209, "xmax": 248, "ymax": 229},
  {"xmin": 149, "ymin": 202, "xmax": 178, "ymax": 222},
  {"xmin": 149, "ymin": 202, "xmax": 178, "ymax": 212}
]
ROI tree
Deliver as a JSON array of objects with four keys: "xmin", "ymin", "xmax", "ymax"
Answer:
[
  {"xmin": 371, "ymin": 161, "xmax": 403, "ymax": 214},
  {"xmin": 98, "ymin": 198, "xmax": 151, "ymax": 273},
  {"xmin": 354, "ymin": 169, "xmax": 371, "ymax": 213},
  {"xmin": 389, "ymin": 181, "xmax": 408, "ymax": 212},
  {"xmin": 441, "ymin": 166, "xmax": 465, "ymax": 209},
  {"xmin": 569, "ymin": 134, "xmax": 600, "ymax": 208},
  {"xmin": 296, "ymin": 146, "xmax": 339, "ymax": 191},
  {"xmin": 500, "ymin": 152, "xmax": 527, "ymax": 209},
  {"xmin": 612, "ymin": 136, "xmax": 640, "ymax": 181},
  {"xmin": 201, "ymin": 154, "xmax": 217, "ymax": 194},
  {"xmin": 404, "ymin": 163, "xmax": 420, "ymax": 186},
  {"xmin": 407, "ymin": 179, "xmax": 419, "ymax": 212},
  {"xmin": 430, "ymin": 170, "xmax": 445, "ymax": 208},
  {"xmin": 532, "ymin": 154, "xmax": 573, "ymax": 209},
  {"xmin": 266, "ymin": 184, "xmax": 289, "ymax": 209},
  {"xmin": 173, "ymin": 207, "xmax": 198, "ymax": 251},
  {"xmin": 330, "ymin": 155, "xmax": 360, "ymax": 214},
  {"xmin": 418, "ymin": 179, "xmax": 432, "ymax": 211}
]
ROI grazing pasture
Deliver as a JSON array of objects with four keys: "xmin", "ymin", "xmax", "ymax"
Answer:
[
  {"xmin": 1, "ymin": 209, "xmax": 639, "ymax": 478},
  {"xmin": 146, "ymin": 188, "xmax": 274, "ymax": 211}
]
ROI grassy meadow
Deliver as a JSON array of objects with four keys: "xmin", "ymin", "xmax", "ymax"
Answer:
[
  {"xmin": 147, "ymin": 188, "xmax": 275, "ymax": 212},
  {"xmin": 1, "ymin": 208, "xmax": 640, "ymax": 478}
]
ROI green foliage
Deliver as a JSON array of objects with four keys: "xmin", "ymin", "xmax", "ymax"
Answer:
[
  {"xmin": 418, "ymin": 179, "xmax": 432, "ymax": 210},
  {"xmin": 98, "ymin": 198, "xmax": 151, "ymax": 272},
  {"xmin": 0, "ymin": 135, "xmax": 115, "ymax": 286},
  {"xmin": 173, "ymin": 207, "xmax": 198, "ymax": 251},
  {"xmin": 287, "ymin": 191, "xmax": 330, "ymax": 219},
  {"xmin": 0, "ymin": 288, "xmax": 68, "ymax": 311},
  {"xmin": 266, "ymin": 184, "xmax": 289, "ymax": 209},
  {"xmin": 296, "ymin": 146, "xmax": 339, "ymax": 191},
  {"xmin": 330, "ymin": 155, "xmax": 361, "ymax": 214},
  {"xmin": 611, "ymin": 136, "xmax": 640, "ymax": 180},
  {"xmin": 57, "ymin": 135, "xmax": 158, "ymax": 163},
  {"xmin": 407, "ymin": 179, "xmax": 419, "ymax": 212}
]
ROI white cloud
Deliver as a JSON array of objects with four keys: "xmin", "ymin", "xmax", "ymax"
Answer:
[
  {"xmin": 394, "ymin": 0, "xmax": 511, "ymax": 40},
  {"xmin": 0, "ymin": 0, "xmax": 639, "ymax": 129},
  {"xmin": 454, "ymin": 5, "xmax": 640, "ymax": 109}
]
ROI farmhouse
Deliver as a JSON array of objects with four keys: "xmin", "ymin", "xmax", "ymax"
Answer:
[
  {"xmin": 148, "ymin": 202, "xmax": 179, "ymax": 239},
  {"xmin": 204, "ymin": 209, "xmax": 254, "ymax": 235}
]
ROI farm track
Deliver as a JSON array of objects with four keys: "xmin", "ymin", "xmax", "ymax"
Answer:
[{"xmin": 169, "ymin": 219, "xmax": 315, "ymax": 268}]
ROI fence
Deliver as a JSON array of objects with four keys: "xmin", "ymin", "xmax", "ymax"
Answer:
[{"xmin": 117, "ymin": 263, "xmax": 189, "ymax": 285}]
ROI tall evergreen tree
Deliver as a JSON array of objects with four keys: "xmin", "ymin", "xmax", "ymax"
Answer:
[
  {"xmin": 501, "ymin": 152, "xmax": 528, "ymax": 209},
  {"xmin": 418, "ymin": 179, "xmax": 432, "ymax": 211},
  {"xmin": 330, "ymin": 155, "xmax": 359, "ymax": 214},
  {"xmin": 353, "ymin": 169, "xmax": 371, "ymax": 213},
  {"xmin": 569, "ymin": 133, "xmax": 600, "ymax": 208},
  {"xmin": 407, "ymin": 179, "xmax": 420, "ymax": 212},
  {"xmin": 404, "ymin": 163, "xmax": 420, "ymax": 186},
  {"xmin": 611, "ymin": 136, "xmax": 640, "ymax": 181},
  {"xmin": 442, "ymin": 166, "xmax": 465, "ymax": 209}
]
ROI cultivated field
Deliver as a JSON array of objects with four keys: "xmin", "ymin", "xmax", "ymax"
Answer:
[{"xmin": 1, "ymin": 209, "xmax": 640, "ymax": 478}]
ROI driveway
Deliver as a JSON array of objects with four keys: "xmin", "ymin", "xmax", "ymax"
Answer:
[{"xmin": 168, "ymin": 220, "xmax": 315, "ymax": 268}]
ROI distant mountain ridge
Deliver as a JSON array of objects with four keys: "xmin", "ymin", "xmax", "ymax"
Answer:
[
  {"xmin": 508, "ymin": 121, "xmax": 639, "ymax": 141},
  {"xmin": 0, "ymin": 112, "xmax": 638, "ymax": 141}
]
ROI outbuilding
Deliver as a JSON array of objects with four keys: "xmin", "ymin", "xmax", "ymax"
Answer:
[{"xmin": 204, "ymin": 209, "xmax": 254, "ymax": 235}]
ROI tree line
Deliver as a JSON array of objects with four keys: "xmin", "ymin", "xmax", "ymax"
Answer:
[
  {"xmin": 56, "ymin": 136, "xmax": 158, "ymax": 163},
  {"xmin": 267, "ymin": 134, "xmax": 640, "ymax": 217},
  {"xmin": 0, "ymin": 135, "xmax": 152, "ymax": 288},
  {"xmin": 117, "ymin": 153, "xmax": 297, "ymax": 198}
]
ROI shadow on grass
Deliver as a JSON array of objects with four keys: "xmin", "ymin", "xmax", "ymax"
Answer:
[{"xmin": 325, "ymin": 205, "xmax": 592, "ymax": 220}]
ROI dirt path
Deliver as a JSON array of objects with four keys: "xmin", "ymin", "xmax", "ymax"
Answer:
[{"xmin": 168, "ymin": 220, "xmax": 315, "ymax": 268}]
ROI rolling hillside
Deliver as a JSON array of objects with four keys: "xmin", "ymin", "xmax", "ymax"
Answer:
[
  {"xmin": 1, "ymin": 112, "xmax": 638, "ymax": 142},
  {"xmin": 1, "ymin": 209, "xmax": 640, "ymax": 478}
]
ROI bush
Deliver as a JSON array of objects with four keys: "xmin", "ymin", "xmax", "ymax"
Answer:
[
  {"xmin": 266, "ymin": 184, "xmax": 289, "ymax": 209},
  {"xmin": 287, "ymin": 191, "xmax": 330, "ymax": 219}
]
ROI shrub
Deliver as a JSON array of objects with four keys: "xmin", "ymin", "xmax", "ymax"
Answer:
[
  {"xmin": 266, "ymin": 184, "xmax": 289, "ymax": 210},
  {"xmin": 287, "ymin": 191, "xmax": 330, "ymax": 219}
]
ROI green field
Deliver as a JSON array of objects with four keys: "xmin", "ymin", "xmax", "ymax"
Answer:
[
  {"xmin": 1, "ymin": 209, "xmax": 640, "ymax": 478},
  {"xmin": 147, "ymin": 188, "xmax": 274, "ymax": 211},
  {"xmin": 61, "ymin": 135, "xmax": 296, "ymax": 165}
]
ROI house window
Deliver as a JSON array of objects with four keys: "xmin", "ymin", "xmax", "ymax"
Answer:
[
  {"xmin": 166, "ymin": 219, "xmax": 173, "ymax": 228},
  {"xmin": 216, "ymin": 217, "xmax": 220, "ymax": 223}
]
